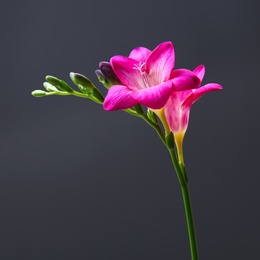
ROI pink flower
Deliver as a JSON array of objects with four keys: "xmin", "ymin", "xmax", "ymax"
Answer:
[
  {"xmin": 103, "ymin": 42, "xmax": 200, "ymax": 111},
  {"xmin": 163, "ymin": 65, "xmax": 223, "ymax": 163}
]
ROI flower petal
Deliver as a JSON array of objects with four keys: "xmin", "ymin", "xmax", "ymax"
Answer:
[
  {"xmin": 181, "ymin": 83, "xmax": 223, "ymax": 109},
  {"xmin": 164, "ymin": 91, "xmax": 191, "ymax": 133},
  {"xmin": 193, "ymin": 65, "xmax": 205, "ymax": 82},
  {"xmin": 129, "ymin": 47, "xmax": 151, "ymax": 63},
  {"xmin": 103, "ymin": 85, "xmax": 138, "ymax": 111},
  {"xmin": 171, "ymin": 69, "xmax": 201, "ymax": 91},
  {"xmin": 146, "ymin": 42, "xmax": 175, "ymax": 84},
  {"xmin": 111, "ymin": 56, "xmax": 146, "ymax": 90},
  {"xmin": 131, "ymin": 81, "xmax": 173, "ymax": 109}
]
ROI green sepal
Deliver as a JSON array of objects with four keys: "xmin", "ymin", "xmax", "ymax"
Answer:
[
  {"xmin": 147, "ymin": 109, "xmax": 157, "ymax": 124},
  {"xmin": 95, "ymin": 70, "xmax": 112, "ymax": 89},
  {"xmin": 92, "ymin": 88, "xmax": 104, "ymax": 103},
  {"xmin": 77, "ymin": 84, "xmax": 92, "ymax": 95},
  {"xmin": 46, "ymin": 76, "xmax": 74, "ymax": 93},
  {"xmin": 165, "ymin": 132, "xmax": 175, "ymax": 150},
  {"xmin": 31, "ymin": 90, "xmax": 48, "ymax": 97},
  {"xmin": 134, "ymin": 104, "xmax": 143, "ymax": 115}
]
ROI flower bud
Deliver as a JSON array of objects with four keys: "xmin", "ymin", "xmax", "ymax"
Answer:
[
  {"xmin": 95, "ymin": 70, "xmax": 111, "ymax": 89},
  {"xmin": 46, "ymin": 76, "xmax": 74, "ymax": 93},
  {"xmin": 70, "ymin": 72, "xmax": 95, "ymax": 92},
  {"xmin": 43, "ymin": 82, "xmax": 58, "ymax": 92},
  {"xmin": 96, "ymin": 61, "xmax": 121, "ymax": 88},
  {"xmin": 70, "ymin": 72, "xmax": 104, "ymax": 103},
  {"xmin": 31, "ymin": 90, "xmax": 47, "ymax": 97}
]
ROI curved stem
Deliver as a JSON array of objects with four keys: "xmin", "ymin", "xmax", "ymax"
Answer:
[{"xmin": 166, "ymin": 133, "xmax": 199, "ymax": 260}]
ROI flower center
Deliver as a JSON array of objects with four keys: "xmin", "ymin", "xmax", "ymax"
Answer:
[{"xmin": 133, "ymin": 62, "xmax": 151, "ymax": 88}]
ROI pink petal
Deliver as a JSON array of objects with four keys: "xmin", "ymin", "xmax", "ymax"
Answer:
[
  {"xmin": 111, "ymin": 56, "xmax": 146, "ymax": 90},
  {"xmin": 129, "ymin": 47, "xmax": 151, "ymax": 63},
  {"xmin": 164, "ymin": 91, "xmax": 190, "ymax": 133},
  {"xmin": 103, "ymin": 85, "xmax": 138, "ymax": 111},
  {"xmin": 171, "ymin": 69, "xmax": 201, "ymax": 91},
  {"xmin": 193, "ymin": 65, "xmax": 205, "ymax": 82},
  {"xmin": 182, "ymin": 83, "xmax": 223, "ymax": 109},
  {"xmin": 146, "ymin": 42, "xmax": 175, "ymax": 84},
  {"xmin": 131, "ymin": 81, "xmax": 173, "ymax": 109}
]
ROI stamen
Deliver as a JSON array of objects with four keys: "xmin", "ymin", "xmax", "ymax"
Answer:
[
  {"xmin": 133, "ymin": 62, "xmax": 151, "ymax": 88},
  {"xmin": 133, "ymin": 62, "xmax": 145, "ymax": 73}
]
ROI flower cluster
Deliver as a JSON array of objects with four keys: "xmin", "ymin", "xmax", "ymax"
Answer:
[
  {"xmin": 96, "ymin": 42, "xmax": 222, "ymax": 161},
  {"xmin": 32, "ymin": 41, "xmax": 222, "ymax": 164}
]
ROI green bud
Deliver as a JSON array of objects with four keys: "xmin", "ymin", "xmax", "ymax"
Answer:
[
  {"xmin": 45, "ymin": 75, "xmax": 60, "ymax": 87},
  {"xmin": 31, "ymin": 90, "xmax": 48, "ymax": 97},
  {"xmin": 147, "ymin": 109, "xmax": 157, "ymax": 124},
  {"xmin": 70, "ymin": 72, "xmax": 104, "ymax": 102},
  {"xmin": 46, "ymin": 75, "xmax": 74, "ymax": 93},
  {"xmin": 43, "ymin": 82, "xmax": 58, "ymax": 92},
  {"xmin": 70, "ymin": 72, "xmax": 95, "ymax": 92},
  {"xmin": 59, "ymin": 80, "xmax": 74, "ymax": 93},
  {"xmin": 76, "ymin": 84, "xmax": 91, "ymax": 95}
]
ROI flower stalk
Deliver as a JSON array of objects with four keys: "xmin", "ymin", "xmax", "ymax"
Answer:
[{"xmin": 166, "ymin": 133, "xmax": 198, "ymax": 260}]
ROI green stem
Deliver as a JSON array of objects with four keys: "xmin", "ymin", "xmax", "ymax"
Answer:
[
  {"xmin": 50, "ymin": 90, "xmax": 103, "ymax": 104},
  {"xmin": 181, "ymin": 182, "xmax": 198, "ymax": 260},
  {"xmin": 166, "ymin": 133, "xmax": 199, "ymax": 260}
]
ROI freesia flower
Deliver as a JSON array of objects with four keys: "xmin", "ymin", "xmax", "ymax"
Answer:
[
  {"xmin": 103, "ymin": 42, "xmax": 200, "ymax": 111},
  {"xmin": 164, "ymin": 64, "xmax": 223, "ymax": 163}
]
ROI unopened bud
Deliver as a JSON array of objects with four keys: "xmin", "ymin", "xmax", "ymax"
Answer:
[
  {"xmin": 43, "ymin": 82, "xmax": 58, "ymax": 92},
  {"xmin": 46, "ymin": 75, "xmax": 74, "ymax": 93},
  {"xmin": 31, "ymin": 90, "xmax": 47, "ymax": 97},
  {"xmin": 70, "ymin": 72, "xmax": 104, "ymax": 103},
  {"xmin": 95, "ymin": 70, "xmax": 111, "ymax": 89},
  {"xmin": 70, "ymin": 72, "xmax": 95, "ymax": 92},
  {"xmin": 97, "ymin": 61, "xmax": 121, "ymax": 88}
]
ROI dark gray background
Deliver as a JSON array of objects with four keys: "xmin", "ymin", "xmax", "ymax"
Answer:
[{"xmin": 1, "ymin": 0, "xmax": 259, "ymax": 259}]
